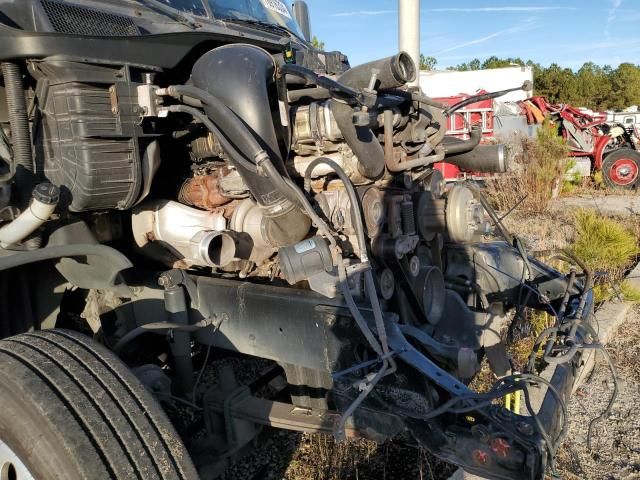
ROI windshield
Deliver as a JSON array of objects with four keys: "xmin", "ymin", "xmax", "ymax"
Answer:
[
  {"xmin": 208, "ymin": 0, "xmax": 304, "ymax": 38},
  {"xmin": 148, "ymin": 0, "xmax": 208, "ymax": 17}
]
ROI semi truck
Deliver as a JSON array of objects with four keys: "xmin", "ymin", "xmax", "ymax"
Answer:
[{"xmin": 0, "ymin": 1, "xmax": 595, "ymax": 479}]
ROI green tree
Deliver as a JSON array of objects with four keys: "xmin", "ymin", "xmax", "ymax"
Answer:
[
  {"xmin": 431, "ymin": 55, "xmax": 640, "ymax": 110},
  {"xmin": 575, "ymin": 62, "xmax": 612, "ymax": 109},
  {"xmin": 610, "ymin": 63, "xmax": 640, "ymax": 109},
  {"xmin": 311, "ymin": 36, "xmax": 325, "ymax": 51},
  {"xmin": 420, "ymin": 54, "xmax": 437, "ymax": 71},
  {"xmin": 534, "ymin": 63, "xmax": 581, "ymax": 105},
  {"xmin": 481, "ymin": 56, "xmax": 525, "ymax": 69}
]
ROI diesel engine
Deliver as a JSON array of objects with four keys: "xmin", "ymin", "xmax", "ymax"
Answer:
[{"xmin": 0, "ymin": 3, "xmax": 596, "ymax": 480}]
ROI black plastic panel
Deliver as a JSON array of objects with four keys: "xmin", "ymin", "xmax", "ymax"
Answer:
[
  {"xmin": 41, "ymin": 0, "xmax": 141, "ymax": 36},
  {"xmin": 37, "ymin": 63, "xmax": 144, "ymax": 212}
]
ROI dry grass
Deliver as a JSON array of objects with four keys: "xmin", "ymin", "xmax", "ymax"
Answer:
[
  {"xmin": 284, "ymin": 434, "xmax": 456, "ymax": 480},
  {"xmin": 485, "ymin": 123, "xmax": 570, "ymax": 214}
]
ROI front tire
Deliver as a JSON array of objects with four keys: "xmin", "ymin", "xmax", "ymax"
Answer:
[
  {"xmin": 601, "ymin": 148, "xmax": 640, "ymax": 189},
  {"xmin": 0, "ymin": 329, "xmax": 198, "ymax": 480}
]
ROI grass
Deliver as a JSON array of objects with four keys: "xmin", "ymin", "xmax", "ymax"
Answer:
[
  {"xmin": 284, "ymin": 435, "xmax": 456, "ymax": 480},
  {"xmin": 619, "ymin": 280, "xmax": 640, "ymax": 303}
]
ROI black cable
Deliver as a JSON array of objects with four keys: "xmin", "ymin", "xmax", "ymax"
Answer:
[
  {"xmin": 280, "ymin": 64, "xmax": 361, "ymax": 100},
  {"xmin": 484, "ymin": 263, "xmax": 560, "ymax": 318},
  {"xmin": 114, "ymin": 319, "xmax": 211, "ymax": 353},
  {"xmin": 303, "ymin": 158, "xmax": 368, "ymax": 262}
]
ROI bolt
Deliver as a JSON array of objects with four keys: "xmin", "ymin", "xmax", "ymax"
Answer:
[{"xmin": 409, "ymin": 256, "xmax": 420, "ymax": 276}]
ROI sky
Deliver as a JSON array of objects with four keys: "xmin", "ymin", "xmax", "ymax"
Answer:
[{"xmin": 307, "ymin": 0, "xmax": 640, "ymax": 70}]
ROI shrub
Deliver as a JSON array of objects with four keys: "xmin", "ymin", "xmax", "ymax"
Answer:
[
  {"xmin": 571, "ymin": 210, "xmax": 639, "ymax": 274},
  {"xmin": 485, "ymin": 121, "xmax": 570, "ymax": 213},
  {"xmin": 620, "ymin": 280, "xmax": 640, "ymax": 303},
  {"xmin": 570, "ymin": 210, "xmax": 639, "ymax": 302}
]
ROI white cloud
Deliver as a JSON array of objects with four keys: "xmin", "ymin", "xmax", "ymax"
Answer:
[
  {"xmin": 331, "ymin": 10, "xmax": 396, "ymax": 17},
  {"xmin": 605, "ymin": 0, "xmax": 624, "ymax": 36},
  {"xmin": 430, "ymin": 6, "xmax": 577, "ymax": 13},
  {"xmin": 433, "ymin": 21, "xmax": 538, "ymax": 55}
]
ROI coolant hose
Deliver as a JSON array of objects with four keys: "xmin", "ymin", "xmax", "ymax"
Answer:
[
  {"xmin": 279, "ymin": 64, "xmax": 360, "ymax": 99},
  {"xmin": 0, "ymin": 183, "xmax": 59, "ymax": 248},
  {"xmin": 443, "ymin": 126, "xmax": 482, "ymax": 156},
  {"xmin": 1, "ymin": 63, "xmax": 32, "ymax": 176},
  {"xmin": 330, "ymin": 100, "xmax": 385, "ymax": 179}
]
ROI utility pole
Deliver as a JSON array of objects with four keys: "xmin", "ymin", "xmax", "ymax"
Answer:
[{"xmin": 399, "ymin": 0, "xmax": 420, "ymax": 86}]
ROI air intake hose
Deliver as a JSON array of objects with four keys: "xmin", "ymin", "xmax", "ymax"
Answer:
[
  {"xmin": 338, "ymin": 52, "xmax": 417, "ymax": 90},
  {"xmin": 331, "ymin": 52, "xmax": 417, "ymax": 180},
  {"xmin": 190, "ymin": 45, "xmax": 309, "ymax": 248}
]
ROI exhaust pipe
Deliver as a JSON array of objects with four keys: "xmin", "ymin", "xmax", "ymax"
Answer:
[{"xmin": 132, "ymin": 200, "xmax": 241, "ymax": 268}]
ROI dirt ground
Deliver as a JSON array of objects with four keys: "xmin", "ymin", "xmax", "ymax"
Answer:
[{"xmin": 555, "ymin": 307, "xmax": 640, "ymax": 480}]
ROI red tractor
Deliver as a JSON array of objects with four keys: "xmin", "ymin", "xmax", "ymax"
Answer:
[{"xmin": 520, "ymin": 96, "xmax": 640, "ymax": 189}]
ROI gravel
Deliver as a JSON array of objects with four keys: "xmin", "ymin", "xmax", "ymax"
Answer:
[{"xmin": 555, "ymin": 307, "xmax": 640, "ymax": 480}]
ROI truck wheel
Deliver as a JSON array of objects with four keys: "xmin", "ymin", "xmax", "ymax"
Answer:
[
  {"xmin": 0, "ymin": 329, "xmax": 198, "ymax": 480},
  {"xmin": 602, "ymin": 148, "xmax": 640, "ymax": 189}
]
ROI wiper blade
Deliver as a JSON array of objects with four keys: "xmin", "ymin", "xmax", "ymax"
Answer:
[
  {"xmin": 134, "ymin": 0, "xmax": 199, "ymax": 29},
  {"xmin": 222, "ymin": 18, "xmax": 291, "ymax": 37}
]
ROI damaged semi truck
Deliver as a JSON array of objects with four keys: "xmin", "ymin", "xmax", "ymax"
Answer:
[{"xmin": 0, "ymin": 1, "xmax": 598, "ymax": 479}]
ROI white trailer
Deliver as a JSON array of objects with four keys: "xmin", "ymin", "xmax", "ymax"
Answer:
[{"xmin": 419, "ymin": 66, "xmax": 534, "ymax": 102}]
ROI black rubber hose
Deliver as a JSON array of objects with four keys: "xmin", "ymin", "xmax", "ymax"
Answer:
[
  {"xmin": 442, "ymin": 126, "xmax": 482, "ymax": 156},
  {"xmin": 287, "ymin": 87, "xmax": 331, "ymax": 103},
  {"xmin": 166, "ymin": 86, "xmax": 264, "ymax": 162},
  {"xmin": 164, "ymin": 105, "xmax": 305, "ymax": 210},
  {"xmin": 279, "ymin": 64, "xmax": 360, "ymax": 99},
  {"xmin": 330, "ymin": 100, "xmax": 385, "ymax": 179},
  {"xmin": 165, "ymin": 85, "xmax": 311, "ymax": 214},
  {"xmin": 379, "ymin": 88, "xmax": 448, "ymax": 110},
  {"xmin": 445, "ymin": 81, "xmax": 532, "ymax": 116},
  {"xmin": 328, "ymin": 53, "xmax": 416, "ymax": 180}
]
